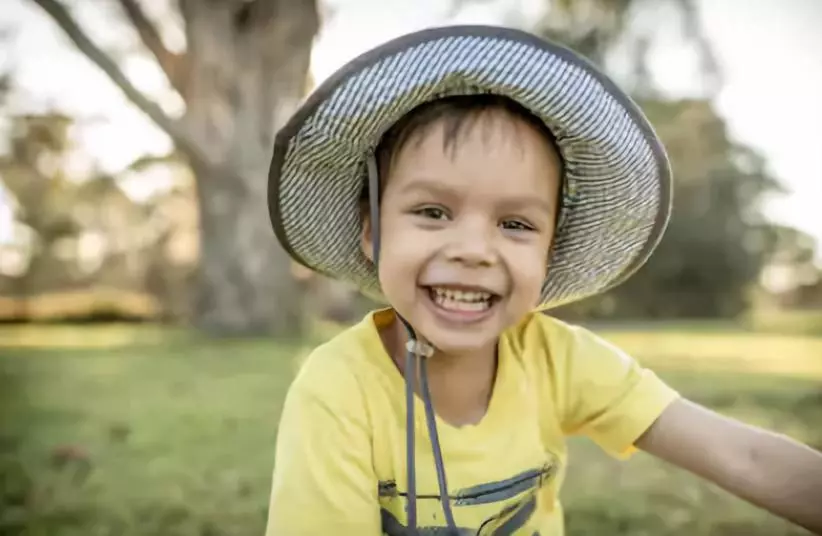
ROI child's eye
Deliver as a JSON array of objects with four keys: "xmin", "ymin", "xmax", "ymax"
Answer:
[
  {"xmin": 501, "ymin": 219, "xmax": 535, "ymax": 232},
  {"xmin": 414, "ymin": 206, "xmax": 449, "ymax": 220}
]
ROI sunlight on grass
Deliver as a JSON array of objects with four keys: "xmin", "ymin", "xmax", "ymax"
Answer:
[
  {"xmin": 0, "ymin": 323, "xmax": 185, "ymax": 349},
  {"xmin": 600, "ymin": 330, "xmax": 822, "ymax": 380}
]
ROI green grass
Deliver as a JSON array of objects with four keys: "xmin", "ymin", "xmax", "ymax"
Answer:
[{"xmin": 1, "ymin": 323, "xmax": 820, "ymax": 535}]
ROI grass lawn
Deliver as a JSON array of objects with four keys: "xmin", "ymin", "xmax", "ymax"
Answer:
[{"xmin": 1, "ymin": 322, "xmax": 821, "ymax": 535}]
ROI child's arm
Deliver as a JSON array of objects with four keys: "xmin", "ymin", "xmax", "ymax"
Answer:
[
  {"xmin": 637, "ymin": 398, "xmax": 822, "ymax": 534},
  {"xmin": 265, "ymin": 358, "xmax": 381, "ymax": 536}
]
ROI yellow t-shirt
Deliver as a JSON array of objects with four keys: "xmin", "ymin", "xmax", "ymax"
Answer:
[{"xmin": 265, "ymin": 309, "xmax": 679, "ymax": 535}]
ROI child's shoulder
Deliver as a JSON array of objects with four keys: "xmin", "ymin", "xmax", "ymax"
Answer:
[
  {"xmin": 506, "ymin": 311, "xmax": 631, "ymax": 366},
  {"xmin": 287, "ymin": 310, "xmax": 385, "ymax": 401},
  {"xmin": 505, "ymin": 310, "xmax": 588, "ymax": 349}
]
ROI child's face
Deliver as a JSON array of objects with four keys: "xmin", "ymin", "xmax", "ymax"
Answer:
[{"xmin": 362, "ymin": 109, "xmax": 562, "ymax": 354}]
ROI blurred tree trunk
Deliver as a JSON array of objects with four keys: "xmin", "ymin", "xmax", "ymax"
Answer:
[{"xmin": 31, "ymin": 0, "xmax": 319, "ymax": 337}]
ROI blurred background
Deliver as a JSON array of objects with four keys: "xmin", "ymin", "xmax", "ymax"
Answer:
[{"xmin": 0, "ymin": 0, "xmax": 820, "ymax": 534}]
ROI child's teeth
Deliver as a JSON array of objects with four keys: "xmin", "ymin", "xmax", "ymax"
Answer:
[
  {"xmin": 431, "ymin": 287, "xmax": 493, "ymax": 312},
  {"xmin": 433, "ymin": 288, "xmax": 490, "ymax": 302}
]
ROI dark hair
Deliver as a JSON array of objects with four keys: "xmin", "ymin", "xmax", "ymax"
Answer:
[{"xmin": 362, "ymin": 94, "xmax": 564, "ymax": 208}]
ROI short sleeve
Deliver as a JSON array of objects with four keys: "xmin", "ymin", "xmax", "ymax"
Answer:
[
  {"xmin": 552, "ymin": 321, "xmax": 680, "ymax": 459},
  {"xmin": 265, "ymin": 351, "xmax": 381, "ymax": 535}
]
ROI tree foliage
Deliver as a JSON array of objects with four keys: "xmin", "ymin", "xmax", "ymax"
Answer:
[{"xmin": 0, "ymin": 111, "xmax": 199, "ymax": 321}]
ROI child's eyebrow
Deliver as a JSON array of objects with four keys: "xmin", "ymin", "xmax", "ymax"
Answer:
[
  {"xmin": 396, "ymin": 178, "xmax": 456, "ymax": 198},
  {"xmin": 498, "ymin": 196, "xmax": 556, "ymax": 217}
]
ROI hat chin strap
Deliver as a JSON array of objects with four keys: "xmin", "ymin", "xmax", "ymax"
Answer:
[{"xmin": 367, "ymin": 155, "xmax": 458, "ymax": 533}]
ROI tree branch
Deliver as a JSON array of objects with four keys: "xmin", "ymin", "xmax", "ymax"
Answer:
[
  {"xmin": 117, "ymin": 0, "xmax": 189, "ymax": 96},
  {"xmin": 30, "ymin": 0, "xmax": 214, "ymax": 173},
  {"xmin": 673, "ymin": 0, "xmax": 723, "ymax": 96}
]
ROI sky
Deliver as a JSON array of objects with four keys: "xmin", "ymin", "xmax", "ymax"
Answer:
[{"xmin": 1, "ymin": 0, "xmax": 820, "ymax": 253}]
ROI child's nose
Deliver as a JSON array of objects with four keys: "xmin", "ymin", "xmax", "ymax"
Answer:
[{"xmin": 443, "ymin": 221, "xmax": 497, "ymax": 267}]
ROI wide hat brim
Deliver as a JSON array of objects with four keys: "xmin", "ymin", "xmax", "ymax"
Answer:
[{"xmin": 268, "ymin": 25, "xmax": 672, "ymax": 309}]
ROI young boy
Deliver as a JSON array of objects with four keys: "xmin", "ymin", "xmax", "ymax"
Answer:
[{"xmin": 264, "ymin": 26, "xmax": 822, "ymax": 535}]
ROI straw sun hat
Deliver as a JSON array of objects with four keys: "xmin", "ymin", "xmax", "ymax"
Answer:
[{"xmin": 268, "ymin": 24, "xmax": 672, "ymax": 310}]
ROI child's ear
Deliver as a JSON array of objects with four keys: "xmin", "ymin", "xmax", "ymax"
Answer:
[{"xmin": 360, "ymin": 202, "xmax": 374, "ymax": 262}]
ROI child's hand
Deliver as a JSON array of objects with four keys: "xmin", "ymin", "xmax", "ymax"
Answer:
[{"xmin": 637, "ymin": 398, "xmax": 822, "ymax": 535}]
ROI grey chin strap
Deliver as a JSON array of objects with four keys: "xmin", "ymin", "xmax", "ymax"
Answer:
[{"xmin": 367, "ymin": 155, "xmax": 458, "ymax": 533}]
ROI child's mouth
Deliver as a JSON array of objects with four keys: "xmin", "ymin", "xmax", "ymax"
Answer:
[{"xmin": 423, "ymin": 286, "xmax": 501, "ymax": 323}]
